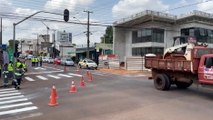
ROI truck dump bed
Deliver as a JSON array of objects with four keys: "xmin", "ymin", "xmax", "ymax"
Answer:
[{"xmin": 145, "ymin": 57, "xmax": 194, "ymax": 72}]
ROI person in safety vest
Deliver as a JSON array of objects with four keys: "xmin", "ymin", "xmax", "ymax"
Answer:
[
  {"xmin": 8, "ymin": 61, "xmax": 13, "ymax": 80},
  {"xmin": 31, "ymin": 57, "xmax": 35, "ymax": 67},
  {"xmin": 22, "ymin": 61, "xmax": 27, "ymax": 72},
  {"xmin": 35, "ymin": 57, "xmax": 38, "ymax": 67},
  {"xmin": 16, "ymin": 59, "xmax": 21, "ymax": 68},
  {"xmin": 14, "ymin": 64, "xmax": 24, "ymax": 89},
  {"xmin": 3, "ymin": 63, "xmax": 9, "ymax": 88}
]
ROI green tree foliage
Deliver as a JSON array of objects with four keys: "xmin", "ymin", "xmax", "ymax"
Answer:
[{"xmin": 101, "ymin": 26, "xmax": 113, "ymax": 44}]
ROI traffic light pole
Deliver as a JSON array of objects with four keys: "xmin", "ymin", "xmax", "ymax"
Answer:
[{"xmin": 12, "ymin": 11, "xmax": 62, "ymax": 79}]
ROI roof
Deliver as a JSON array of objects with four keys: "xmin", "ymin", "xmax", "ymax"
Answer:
[{"xmin": 113, "ymin": 10, "xmax": 213, "ymax": 27}]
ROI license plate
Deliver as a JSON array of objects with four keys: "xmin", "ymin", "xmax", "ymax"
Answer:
[{"xmin": 206, "ymin": 75, "xmax": 213, "ymax": 79}]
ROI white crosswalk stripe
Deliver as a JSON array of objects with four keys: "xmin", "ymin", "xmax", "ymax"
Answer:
[
  {"xmin": 25, "ymin": 73, "xmax": 84, "ymax": 82},
  {"xmin": 58, "ymin": 74, "xmax": 73, "ymax": 78},
  {"xmin": 25, "ymin": 77, "xmax": 35, "ymax": 81},
  {"xmin": 36, "ymin": 75, "xmax": 48, "ymax": 80},
  {"xmin": 34, "ymin": 67, "xmax": 46, "ymax": 70},
  {"xmin": 68, "ymin": 73, "xmax": 82, "ymax": 77},
  {"xmin": 47, "ymin": 74, "xmax": 61, "ymax": 79},
  {"xmin": 0, "ymin": 89, "xmax": 38, "ymax": 116}
]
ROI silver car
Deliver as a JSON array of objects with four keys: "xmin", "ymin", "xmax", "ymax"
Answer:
[
  {"xmin": 47, "ymin": 58, "xmax": 54, "ymax": 63},
  {"xmin": 61, "ymin": 58, "xmax": 74, "ymax": 66}
]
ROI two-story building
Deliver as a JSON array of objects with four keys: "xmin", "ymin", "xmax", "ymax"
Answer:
[{"xmin": 113, "ymin": 10, "xmax": 213, "ymax": 62}]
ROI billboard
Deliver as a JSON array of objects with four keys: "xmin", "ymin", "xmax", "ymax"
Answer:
[{"xmin": 56, "ymin": 31, "xmax": 72, "ymax": 43}]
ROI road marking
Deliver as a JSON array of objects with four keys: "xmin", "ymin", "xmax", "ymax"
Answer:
[
  {"xmin": 0, "ymin": 88, "xmax": 15, "ymax": 92},
  {"xmin": 43, "ymin": 65, "xmax": 62, "ymax": 71},
  {"xmin": 0, "ymin": 90, "xmax": 19, "ymax": 94},
  {"xmin": 47, "ymin": 74, "xmax": 61, "ymax": 79},
  {"xmin": 68, "ymin": 73, "xmax": 82, "ymax": 77},
  {"xmin": 25, "ymin": 77, "xmax": 35, "ymax": 81},
  {"xmin": 0, "ymin": 106, "xmax": 38, "ymax": 116},
  {"xmin": 36, "ymin": 75, "xmax": 48, "ymax": 80},
  {"xmin": 0, "ymin": 95, "xmax": 25, "ymax": 101},
  {"xmin": 25, "ymin": 70, "xmax": 63, "ymax": 75},
  {"xmin": 58, "ymin": 74, "xmax": 73, "ymax": 78},
  {"xmin": 0, "ymin": 98, "xmax": 28, "ymax": 105},
  {"xmin": 92, "ymin": 72, "xmax": 105, "ymax": 76},
  {"xmin": 0, "ymin": 92, "xmax": 21, "ymax": 97},
  {"xmin": 0, "ymin": 102, "xmax": 33, "ymax": 110}
]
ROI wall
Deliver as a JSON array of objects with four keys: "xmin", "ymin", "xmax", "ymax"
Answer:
[{"xmin": 113, "ymin": 27, "xmax": 126, "ymax": 62}]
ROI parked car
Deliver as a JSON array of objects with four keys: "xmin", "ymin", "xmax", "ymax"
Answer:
[
  {"xmin": 42, "ymin": 57, "xmax": 49, "ymax": 63},
  {"xmin": 78, "ymin": 59, "xmax": 97, "ymax": 69},
  {"xmin": 61, "ymin": 58, "xmax": 74, "ymax": 66},
  {"xmin": 26, "ymin": 54, "xmax": 33, "ymax": 60},
  {"xmin": 54, "ymin": 58, "xmax": 61, "ymax": 65},
  {"xmin": 47, "ymin": 58, "xmax": 54, "ymax": 63}
]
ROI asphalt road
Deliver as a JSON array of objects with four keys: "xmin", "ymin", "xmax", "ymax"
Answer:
[{"xmin": 0, "ymin": 63, "xmax": 213, "ymax": 120}]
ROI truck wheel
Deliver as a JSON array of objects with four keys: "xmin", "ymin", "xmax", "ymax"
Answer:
[
  {"xmin": 175, "ymin": 81, "xmax": 192, "ymax": 89},
  {"xmin": 154, "ymin": 74, "xmax": 171, "ymax": 91}
]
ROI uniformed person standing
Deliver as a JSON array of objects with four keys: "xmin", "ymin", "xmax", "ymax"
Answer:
[
  {"xmin": 2, "ymin": 63, "xmax": 9, "ymax": 88},
  {"xmin": 35, "ymin": 57, "xmax": 38, "ymax": 67},
  {"xmin": 16, "ymin": 59, "xmax": 21, "ymax": 68},
  {"xmin": 14, "ymin": 64, "xmax": 24, "ymax": 89},
  {"xmin": 31, "ymin": 57, "xmax": 35, "ymax": 67},
  {"xmin": 8, "ymin": 61, "xmax": 13, "ymax": 81},
  {"xmin": 22, "ymin": 61, "xmax": 27, "ymax": 72}
]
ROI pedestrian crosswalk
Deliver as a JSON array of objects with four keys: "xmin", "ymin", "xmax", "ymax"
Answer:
[
  {"xmin": 0, "ymin": 88, "xmax": 38, "ymax": 116},
  {"xmin": 24, "ymin": 73, "xmax": 82, "ymax": 82}
]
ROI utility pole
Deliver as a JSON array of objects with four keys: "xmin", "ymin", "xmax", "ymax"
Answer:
[
  {"xmin": 0, "ymin": 17, "xmax": 2, "ymax": 44},
  {"xmin": 84, "ymin": 10, "xmax": 93, "ymax": 59}
]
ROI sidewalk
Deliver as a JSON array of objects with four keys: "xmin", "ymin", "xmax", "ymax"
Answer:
[{"xmin": 97, "ymin": 68, "xmax": 151, "ymax": 76}]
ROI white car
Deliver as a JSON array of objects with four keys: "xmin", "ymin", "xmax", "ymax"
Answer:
[
  {"xmin": 42, "ymin": 57, "xmax": 49, "ymax": 63},
  {"xmin": 61, "ymin": 58, "xmax": 74, "ymax": 66},
  {"xmin": 78, "ymin": 59, "xmax": 97, "ymax": 69}
]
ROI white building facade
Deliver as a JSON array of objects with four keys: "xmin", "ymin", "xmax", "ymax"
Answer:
[{"xmin": 113, "ymin": 10, "xmax": 213, "ymax": 62}]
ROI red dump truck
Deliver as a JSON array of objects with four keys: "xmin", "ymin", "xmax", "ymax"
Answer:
[{"xmin": 145, "ymin": 36, "xmax": 213, "ymax": 90}]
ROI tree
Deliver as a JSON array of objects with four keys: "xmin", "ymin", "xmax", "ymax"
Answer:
[{"xmin": 101, "ymin": 26, "xmax": 113, "ymax": 44}]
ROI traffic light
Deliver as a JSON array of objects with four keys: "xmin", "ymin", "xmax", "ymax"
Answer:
[{"xmin": 64, "ymin": 9, "xmax": 69, "ymax": 22}]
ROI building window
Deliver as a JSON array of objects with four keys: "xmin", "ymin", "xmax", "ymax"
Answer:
[
  {"xmin": 181, "ymin": 27, "xmax": 213, "ymax": 43},
  {"xmin": 132, "ymin": 28, "xmax": 164, "ymax": 43},
  {"xmin": 132, "ymin": 47, "xmax": 164, "ymax": 56}
]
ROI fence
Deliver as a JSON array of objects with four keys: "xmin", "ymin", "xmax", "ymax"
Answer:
[{"xmin": 125, "ymin": 56, "xmax": 150, "ymax": 71}]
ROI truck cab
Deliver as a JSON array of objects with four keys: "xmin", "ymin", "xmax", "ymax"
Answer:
[{"xmin": 198, "ymin": 55, "xmax": 213, "ymax": 85}]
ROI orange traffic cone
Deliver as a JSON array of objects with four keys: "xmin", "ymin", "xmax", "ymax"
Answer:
[
  {"xmin": 88, "ymin": 73, "xmax": 93, "ymax": 82},
  {"xmin": 70, "ymin": 81, "xmax": 77, "ymax": 93},
  {"xmin": 80, "ymin": 76, "xmax": 85, "ymax": 87},
  {"xmin": 64, "ymin": 66, "xmax": 67, "ymax": 72},
  {"xmin": 48, "ymin": 85, "xmax": 58, "ymax": 106},
  {"xmin": 86, "ymin": 70, "xmax": 89, "ymax": 77},
  {"xmin": 75, "ymin": 69, "xmax": 80, "ymax": 74}
]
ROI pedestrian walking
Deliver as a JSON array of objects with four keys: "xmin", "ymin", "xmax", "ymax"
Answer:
[
  {"xmin": 14, "ymin": 64, "xmax": 24, "ymax": 89},
  {"xmin": 2, "ymin": 63, "xmax": 9, "ymax": 88}
]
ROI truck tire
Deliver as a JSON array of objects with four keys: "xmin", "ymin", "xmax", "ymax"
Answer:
[
  {"xmin": 175, "ymin": 81, "xmax": 192, "ymax": 89},
  {"xmin": 154, "ymin": 74, "xmax": 171, "ymax": 91}
]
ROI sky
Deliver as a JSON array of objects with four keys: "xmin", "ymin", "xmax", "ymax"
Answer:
[{"xmin": 1, "ymin": 0, "xmax": 213, "ymax": 45}]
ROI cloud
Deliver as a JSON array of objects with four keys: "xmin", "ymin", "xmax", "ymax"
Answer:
[
  {"xmin": 112, "ymin": 0, "xmax": 169, "ymax": 19},
  {"xmin": 14, "ymin": 8, "xmax": 37, "ymax": 15},
  {"xmin": 44, "ymin": 0, "xmax": 95, "ymax": 12},
  {"xmin": 197, "ymin": 0, "xmax": 213, "ymax": 12}
]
